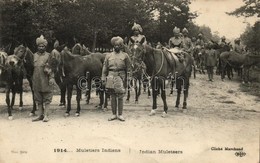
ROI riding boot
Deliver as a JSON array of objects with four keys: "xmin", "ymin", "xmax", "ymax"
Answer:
[
  {"xmin": 117, "ymin": 95, "xmax": 125, "ymax": 121},
  {"xmin": 43, "ymin": 103, "xmax": 50, "ymax": 122},
  {"xmin": 32, "ymin": 104, "xmax": 44, "ymax": 121}
]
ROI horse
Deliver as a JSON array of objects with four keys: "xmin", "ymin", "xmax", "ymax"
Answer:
[
  {"xmin": 60, "ymin": 47, "xmax": 107, "ymax": 116},
  {"xmin": 133, "ymin": 38, "xmax": 193, "ymax": 117},
  {"xmin": 0, "ymin": 45, "xmax": 37, "ymax": 119},
  {"xmin": 125, "ymin": 40, "xmax": 145, "ymax": 104},
  {"xmin": 219, "ymin": 51, "xmax": 260, "ymax": 83}
]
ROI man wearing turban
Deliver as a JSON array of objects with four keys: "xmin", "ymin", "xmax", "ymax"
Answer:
[
  {"xmin": 128, "ymin": 23, "xmax": 147, "ymax": 46},
  {"xmin": 102, "ymin": 36, "xmax": 132, "ymax": 121},
  {"xmin": 181, "ymin": 28, "xmax": 192, "ymax": 53},
  {"xmin": 168, "ymin": 26, "xmax": 183, "ymax": 48},
  {"xmin": 32, "ymin": 35, "xmax": 55, "ymax": 122}
]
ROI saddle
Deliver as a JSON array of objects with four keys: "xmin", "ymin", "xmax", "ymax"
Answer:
[{"xmin": 162, "ymin": 47, "xmax": 187, "ymax": 71}]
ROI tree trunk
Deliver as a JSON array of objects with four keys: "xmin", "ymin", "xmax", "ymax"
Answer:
[{"xmin": 92, "ymin": 29, "xmax": 98, "ymax": 53}]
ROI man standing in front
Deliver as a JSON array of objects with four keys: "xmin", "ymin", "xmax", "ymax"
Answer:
[
  {"xmin": 102, "ymin": 36, "xmax": 132, "ymax": 122},
  {"xmin": 32, "ymin": 35, "xmax": 55, "ymax": 122}
]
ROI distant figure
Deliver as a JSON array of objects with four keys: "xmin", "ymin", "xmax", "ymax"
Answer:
[
  {"xmin": 204, "ymin": 42, "xmax": 217, "ymax": 82},
  {"xmin": 219, "ymin": 36, "xmax": 227, "ymax": 47},
  {"xmin": 181, "ymin": 28, "xmax": 192, "ymax": 53},
  {"xmin": 156, "ymin": 42, "xmax": 162, "ymax": 49},
  {"xmin": 233, "ymin": 38, "xmax": 243, "ymax": 54}
]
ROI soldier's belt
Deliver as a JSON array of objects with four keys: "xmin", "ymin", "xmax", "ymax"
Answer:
[{"xmin": 108, "ymin": 69, "xmax": 125, "ymax": 72}]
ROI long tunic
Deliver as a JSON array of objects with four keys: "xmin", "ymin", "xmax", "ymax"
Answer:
[
  {"xmin": 128, "ymin": 34, "xmax": 147, "ymax": 45},
  {"xmin": 169, "ymin": 37, "xmax": 182, "ymax": 48},
  {"xmin": 102, "ymin": 51, "xmax": 131, "ymax": 93},
  {"xmin": 204, "ymin": 49, "xmax": 217, "ymax": 67},
  {"xmin": 32, "ymin": 52, "xmax": 53, "ymax": 92},
  {"xmin": 182, "ymin": 36, "xmax": 192, "ymax": 52}
]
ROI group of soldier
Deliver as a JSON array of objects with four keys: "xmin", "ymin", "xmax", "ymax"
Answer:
[{"xmin": 22, "ymin": 22, "xmax": 246, "ymax": 123}]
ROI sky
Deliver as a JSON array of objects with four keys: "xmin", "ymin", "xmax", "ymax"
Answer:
[{"xmin": 189, "ymin": 0, "xmax": 259, "ymax": 39}]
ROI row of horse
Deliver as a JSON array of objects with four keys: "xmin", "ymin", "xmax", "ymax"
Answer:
[{"xmin": 0, "ymin": 39, "xmax": 259, "ymax": 120}]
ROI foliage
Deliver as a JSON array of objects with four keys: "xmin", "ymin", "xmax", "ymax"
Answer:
[
  {"xmin": 227, "ymin": 0, "xmax": 260, "ymax": 17},
  {"xmin": 0, "ymin": 0, "xmax": 202, "ymax": 52},
  {"xmin": 240, "ymin": 21, "xmax": 260, "ymax": 52}
]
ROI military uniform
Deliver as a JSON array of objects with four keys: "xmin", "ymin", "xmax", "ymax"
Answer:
[
  {"xmin": 129, "ymin": 23, "xmax": 147, "ymax": 46},
  {"xmin": 204, "ymin": 46, "xmax": 217, "ymax": 81},
  {"xmin": 102, "ymin": 36, "xmax": 131, "ymax": 121},
  {"xmin": 32, "ymin": 35, "xmax": 54, "ymax": 122}
]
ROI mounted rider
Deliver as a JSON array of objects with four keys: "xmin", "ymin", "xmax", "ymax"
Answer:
[
  {"xmin": 128, "ymin": 23, "xmax": 147, "ymax": 46},
  {"xmin": 181, "ymin": 28, "xmax": 192, "ymax": 53},
  {"xmin": 233, "ymin": 38, "xmax": 244, "ymax": 54}
]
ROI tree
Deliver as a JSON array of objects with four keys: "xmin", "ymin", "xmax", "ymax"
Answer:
[{"xmin": 227, "ymin": 0, "xmax": 260, "ymax": 17}]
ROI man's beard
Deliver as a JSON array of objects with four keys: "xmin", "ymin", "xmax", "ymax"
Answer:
[{"xmin": 114, "ymin": 47, "xmax": 120, "ymax": 53}]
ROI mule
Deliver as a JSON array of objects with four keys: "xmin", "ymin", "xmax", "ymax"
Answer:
[
  {"xmin": 61, "ymin": 47, "xmax": 107, "ymax": 116},
  {"xmin": 219, "ymin": 51, "xmax": 260, "ymax": 83},
  {"xmin": 1, "ymin": 45, "xmax": 37, "ymax": 119},
  {"xmin": 132, "ymin": 38, "xmax": 193, "ymax": 117}
]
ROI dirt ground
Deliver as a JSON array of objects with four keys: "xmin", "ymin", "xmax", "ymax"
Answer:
[{"xmin": 0, "ymin": 74, "xmax": 259, "ymax": 163}]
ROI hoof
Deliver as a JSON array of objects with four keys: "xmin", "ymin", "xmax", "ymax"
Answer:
[
  {"xmin": 75, "ymin": 113, "xmax": 80, "ymax": 117},
  {"xmin": 59, "ymin": 103, "xmax": 65, "ymax": 107},
  {"xmin": 29, "ymin": 112, "xmax": 36, "ymax": 117},
  {"xmin": 65, "ymin": 113, "xmax": 70, "ymax": 117},
  {"xmin": 103, "ymin": 107, "xmax": 108, "ymax": 112},
  {"xmin": 95, "ymin": 105, "xmax": 102, "ymax": 109},
  {"xmin": 182, "ymin": 109, "xmax": 187, "ymax": 113},
  {"xmin": 86, "ymin": 101, "xmax": 90, "ymax": 104},
  {"xmin": 161, "ymin": 112, "xmax": 167, "ymax": 118},
  {"xmin": 18, "ymin": 107, "xmax": 23, "ymax": 111},
  {"xmin": 147, "ymin": 96, "xmax": 151, "ymax": 99},
  {"xmin": 135, "ymin": 101, "xmax": 138, "ymax": 104},
  {"xmin": 149, "ymin": 110, "xmax": 156, "ymax": 116},
  {"xmin": 8, "ymin": 116, "xmax": 13, "ymax": 120}
]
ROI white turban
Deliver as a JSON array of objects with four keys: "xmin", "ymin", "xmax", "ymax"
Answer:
[
  {"xmin": 173, "ymin": 27, "xmax": 180, "ymax": 34},
  {"xmin": 111, "ymin": 36, "xmax": 124, "ymax": 46},
  {"xmin": 36, "ymin": 35, "xmax": 48, "ymax": 46},
  {"xmin": 131, "ymin": 23, "xmax": 143, "ymax": 33}
]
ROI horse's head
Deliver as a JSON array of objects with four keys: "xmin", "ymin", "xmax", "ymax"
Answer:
[
  {"xmin": 72, "ymin": 43, "xmax": 83, "ymax": 55},
  {"xmin": 129, "ymin": 37, "xmax": 146, "ymax": 62},
  {"xmin": 14, "ymin": 45, "xmax": 27, "ymax": 59}
]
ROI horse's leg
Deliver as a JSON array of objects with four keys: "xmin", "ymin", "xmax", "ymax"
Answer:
[
  {"xmin": 161, "ymin": 80, "xmax": 168, "ymax": 118},
  {"xmin": 86, "ymin": 79, "xmax": 91, "ymax": 104},
  {"xmin": 5, "ymin": 86, "xmax": 12, "ymax": 119},
  {"xmin": 65, "ymin": 84, "xmax": 73, "ymax": 116},
  {"xmin": 137, "ymin": 79, "xmax": 141, "ymax": 102},
  {"xmin": 60, "ymin": 82, "xmax": 66, "ymax": 106},
  {"xmin": 18, "ymin": 77, "xmax": 23, "ymax": 110},
  {"xmin": 182, "ymin": 78, "xmax": 189, "ymax": 111},
  {"xmin": 125, "ymin": 81, "xmax": 130, "ymax": 103},
  {"xmin": 11, "ymin": 88, "xmax": 16, "ymax": 111},
  {"xmin": 75, "ymin": 87, "xmax": 81, "ymax": 116},
  {"xmin": 134, "ymin": 79, "xmax": 138, "ymax": 104},
  {"xmin": 175, "ymin": 79, "xmax": 181, "ymax": 108},
  {"xmin": 27, "ymin": 78, "xmax": 36, "ymax": 116},
  {"xmin": 221, "ymin": 61, "xmax": 226, "ymax": 80},
  {"xmin": 149, "ymin": 79, "xmax": 157, "ymax": 116}
]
